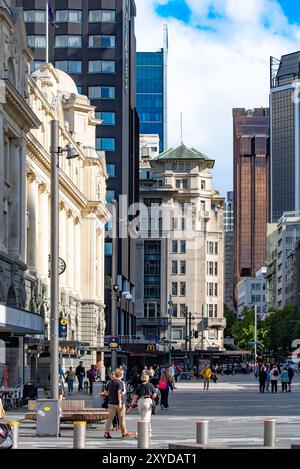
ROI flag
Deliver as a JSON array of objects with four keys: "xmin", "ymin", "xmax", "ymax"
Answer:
[{"xmin": 46, "ymin": 1, "xmax": 58, "ymax": 28}]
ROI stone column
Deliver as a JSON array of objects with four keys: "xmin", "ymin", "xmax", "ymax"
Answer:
[
  {"xmin": 19, "ymin": 134, "xmax": 27, "ymax": 263},
  {"xmin": 66, "ymin": 209, "xmax": 74, "ymax": 289},
  {"xmin": 38, "ymin": 183, "xmax": 49, "ymax": 278},
  {"xmin": 59, "ymin": 202, "xmax": 67, "ymax": 286},
  {"xmin": 0, "ymin": 116, "xmax": 5, "ymax": 252},
  {"xmin": 26, "ymin": 171, "xmax": 39, "ymax": 274},
  {"xmin": 96, "ymin": 228, "xmax": 104, "ymax": 300},
  {"xmin": 74, "ymin": 217, "xmax": 81, "ymax": 293},
  {"xmin": 8, "ymin": 138, "xmax": 21, "ymax": 260}
]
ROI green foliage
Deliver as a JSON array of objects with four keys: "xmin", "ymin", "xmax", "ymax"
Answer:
[
  {"xmin": 224, "ymin": 304, "xmax": 236, "ymax": 337},
  {"xmin": 231, "ymin": 308, "xmax": 268, "ymax": 351}
]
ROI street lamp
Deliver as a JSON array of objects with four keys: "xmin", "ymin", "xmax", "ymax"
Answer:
[{"xmin": 50, "ymin": 120, "xmax": 79, "ymax": 401}]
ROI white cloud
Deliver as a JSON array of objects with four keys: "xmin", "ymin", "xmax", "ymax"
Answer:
[{"xmin": 135, "ymin": 0, "xmax": 299, "ymax": 196}]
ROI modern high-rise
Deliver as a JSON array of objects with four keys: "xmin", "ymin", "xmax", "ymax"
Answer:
[
  {"xmin": 233, "ymin": 108, "xmax": 270, "ymax": 301},
  {"xmin": 136, "ymin": 26, "xmax": 168, "ymax": 153},
  {"xmin": 224, "ymin": 192, "xmax": 234, "ymax": 311},
  {"xmin": 18, "ymin": 0, "xmax": 140, "ymax": 341},
  {"xmin": 270, "ymin": 52, "xmax": 300, "ymax": 222}
]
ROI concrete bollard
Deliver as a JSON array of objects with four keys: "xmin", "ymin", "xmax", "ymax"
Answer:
[
  {"xmin": 7, "ymin": 421, "xmax": 19, "ymax": 449},
  {"xmin": 73, "ymin": 421, "xmax": 86, "ymax": 449},
  {"xmin": 264, "ymin": 419, "xmax": 276, "ymax": 447},
  {"xmin": 196, "ymin": 420, "xmax": 209, "ymax": 446},
  {"xmin": 137, "ymin": 421, "xmax": 150, "ymax": 449}
]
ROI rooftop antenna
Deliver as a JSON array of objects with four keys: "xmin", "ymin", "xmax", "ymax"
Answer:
[{"xmin": 180, "ymin": 112, "xmax": 183, "ymax": 145}]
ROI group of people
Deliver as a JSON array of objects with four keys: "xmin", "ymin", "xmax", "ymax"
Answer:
[
  {"xmin": 257, "ymin": 364, "xmax": 295, "ymax": 393},
  {"xmin": 58, "ymin": 362, "xmax": 101, "ymax": 396}
]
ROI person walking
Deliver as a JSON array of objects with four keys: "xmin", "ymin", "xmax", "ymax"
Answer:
[
  {"xmin": 75, "ymin": 361, "xmax": 85, "ymax": 392},
  {"xmin": 87, "ymin": 365, "xmax": 97, "ymax": 395},
  {"xmin": 265, "ymin": 365, "xmax": 271, "ymax": 393},
  {"xmin": 258, "ymin": 366, "xmax": 267, "ymax": 394},
  {"xmin": 65, "ymin": 366, "xmax": 76, "ymax": 395},
  {"xmin": 288, "ymin": 365, "xmax": 294, "ymax": 392},
  {"xmin": 201, "ymin": 364, "xmax": 212, "ymax": 390},
  {"xmin": 102, "ymin": 368, "xmax": 132, "ymax": 439},
  {"xmin": 128, "ymin": 374, "xmax": 157, "ymax": 438},
  {"xmin": 281, "ymin": 367, "xmax": 289, "ymax": 392},
  {"xmin": 270, "ymin": 365, "xmax": 279, "ymax": 393},
  {"xmin": 158, "ymin": 370, "xmax": 173, "ymax": 409}
]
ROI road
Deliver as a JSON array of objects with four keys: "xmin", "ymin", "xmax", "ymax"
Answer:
[{"xmin": 4, "ymin": 374, "xmax": 300, "ymax": 449}]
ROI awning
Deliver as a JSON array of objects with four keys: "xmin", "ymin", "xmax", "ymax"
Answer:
[{"xmin": 0, "ymin": 304, "xmax": 44, "ymax": 335}]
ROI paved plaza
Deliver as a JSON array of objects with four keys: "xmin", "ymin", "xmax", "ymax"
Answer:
[{"xmin": 3, "ymin": 374, "xmax": 300, "ymax": 449}]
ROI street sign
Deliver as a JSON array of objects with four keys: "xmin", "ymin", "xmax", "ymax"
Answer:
[
  {"xmin": 247, "ymin": 341, "xmax": 260, "ymax": 345},
  {"xmin": 108, "ymin": 336, "xmax": 121, "ymax": 350},
  {"xmin": 59, "ymin": 318, "xmax": 68, "ymax": 338}
]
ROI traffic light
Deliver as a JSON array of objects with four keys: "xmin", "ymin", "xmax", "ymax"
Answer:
[{"xmin": 194, "ymin": 331, "xmax": 199, "ymax": 339}]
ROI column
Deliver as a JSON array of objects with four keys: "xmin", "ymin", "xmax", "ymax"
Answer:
[
  {"xmin": 66, "ymin": 209, "xmax": 74, "ymax": 289},
  {"xmin": 8, "ymin": 138, "xmax": 21, "ymax": 259},
  {"xmin": 59, "ymin": 202, "xmax": 67, "ymax": 286},
  {"xmin": 19, "ymin": 134, "xmax": 27, "ymax": 263},
  {"xmin": 96, "ymin": 228, "xmax": 104, "ymax": 300},
  {"xmin": 38, "ymin": 183, "xmax": 49, "ymax": 278},
  {"xmin": 0, "ymin": 117, "xmax": 5, "ymax": 251},
  {"xmin": 26, "ymin": 171, "xmax": 39, "ymax": 274},
  {"xmin": 74, "ymin": 217, "xmax": 81, "ymax": 293}
]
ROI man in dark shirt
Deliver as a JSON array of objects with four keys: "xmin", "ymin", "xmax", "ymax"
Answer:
[
  {"xmin": 103, "ymin": 368, "xmax": 132, "ymax": 439},
  {"xmin": 75, "ymin": 361, "xmax": 85, "ymax": 392}
]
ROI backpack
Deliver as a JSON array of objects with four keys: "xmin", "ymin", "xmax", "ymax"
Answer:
[
  {"xmin": 0, "ymin": 424, "xmax": 13, "ymax": 449},
  {"xmin": 273, "ymin": 369, "xmax": 279, "ymax": 377}
]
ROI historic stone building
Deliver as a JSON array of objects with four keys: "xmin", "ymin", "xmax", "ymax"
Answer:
[
  {"xmin": 26, "ymin": 63, "xmax": 110, "ymax": 381},
  {"xmin": 136, "ymin": 144, "xmax": 226, "ymax": 353}
]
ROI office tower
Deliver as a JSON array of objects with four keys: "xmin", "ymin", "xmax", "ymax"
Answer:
[
  {"xmin": 136, "ymin": 25, "xmax": 168, "ymax": 153},
  {"xmin": 270, "ymin": 52, "xmax": 300, "ymax": 223},
  {"xmin": 136, "ymin": 144, "xmax": 226, "ymax": 352},
  {"xmin": 19, "ymin": 0, "xmax": 140, "ymax": 339},
  {"xmin": 224, "ymin": 192, "xmax": 234, "ymax": 311},
  {"xmin": 233, "ymin": 108, "xmax": 270, "ymax": 298}
]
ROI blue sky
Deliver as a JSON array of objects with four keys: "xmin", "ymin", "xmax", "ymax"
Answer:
[{"xmin": 136, "ymin": 0, "xmax": 300, "ymax": 196}]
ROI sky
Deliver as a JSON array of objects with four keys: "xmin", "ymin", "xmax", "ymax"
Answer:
[{"xmin": 134, "ymin": 0, "xmax": 300, "ymax": 197}]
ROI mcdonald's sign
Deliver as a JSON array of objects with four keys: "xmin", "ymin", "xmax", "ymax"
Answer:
[{"xmin": 147, "ymin": 344, "xmax": 157, "ymax": 352}]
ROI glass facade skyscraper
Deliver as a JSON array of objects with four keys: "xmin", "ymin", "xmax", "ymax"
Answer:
[{"xmin": 136, "ymin": 26, "xmax": 168, "ymax": 152}]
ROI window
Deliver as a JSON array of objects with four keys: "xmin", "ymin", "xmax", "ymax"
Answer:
[
  {"xmin": 88, "ymin": 61, "xmax": 115, "ymax": 74},
  {"xmin": 172, "ymin": 261, "xmax": 178, "ymax": 275},
  {"xmin": 89, "ymin": 35, "xmax": 116, "ymax": 48},
  {"xmin": 201, "ymin": 180, "xmax": 206, "ymax": 190},
  {"xmin": 180, "ymin": 304, "xmax": 186, "ymax": 318},
  {"xmin": 214, "ymin": 262, "xmax": 218, "ymax": 276},
  {"xmin": 88, "ymin": 10, "xmax": 116, "ymax": 23},
  {"xmin": 172, "ymin": 241, "xmax": 178, "ymax": 253},
  {"xmin": 55, "ymin": 36, "xmax": 82, "ymax": 48},
  {"xmin": 208, "ymin": 304, "xmax": 213, "ymax": 318},
  {"xmin": 96, "ymin": 138, "xmax": 115, "ymax": 151},
  {"xmin": 182, "ymin": 179, "xmax": 188, "ymax": 189},
  {"xmin": 208, "ymin": 283, "xmax": 214, "ymax": 296},
  {"xmin": 172, "ymin": 304, "xmax": 178, "ymax": 318},
  {"xmin": 172, "ymin": 282, "xmax": 178, "ymax": 296},
  {"xmin": 55, "ymin": 61, "xmax": 82, "ymax": 73},
  {"xmin": 88, "ymin": 86, "xmax": 115, "ymax": 99},
  {"xmin": 55, "ymin": 10, "xmax": 82, "ymax": 22},
  {"xmin": 180, "ymin": 261, "xmax": 186, "ymax": 275},
  {"xmin": 179, "ymin": 163, "xmax": 185, "ymax": 171},
  {"xmin": 95, "ymin": 112, "xmax": 116, "ymax": 125},
  {"xmin": 215, "ymin": 242, "xmax": 218, "ymax": 255},
  {"xmin": 214, "ymin": 304, "xmax": 218, "ymax": 317},
  {"xmin": 207, "ymin": 241, "xmax": 214, "ymax": 254},
  {"xmin": 180, "ymin": 241, "xmax": 186, "ymax": 254},
  {"xmin": 207, "ymin": 261, "xmax": 214, "ymax": 276},
  {"xmin": 172, "ymin": 218, "xmax": 178, "ymax": 231},
  {"xmin": 106, "ymin": 164, "xmax": 116, "ymax": 177},
  {"xmin": 201, "ymin": 201, "xmax": 206, "ymax": 211},
  {"xmin": 24, "ymin": 10, "xmax": 45, "ymax": 22},
  {"xmin": 27, "ymin": 35, "xmax": 46, "ymax": 48},
  {"xmin": 208, "ymin": 328, "xmax": 217, "ymax": 340},
  {"xmin": 214, "ymin": 283, "xmax": 218, "ymax": 297},
  {"xmin": 106, "ymin": 190, "xmax": 115, "ymax": 203},
  {"xmin": 180, "ymin": 282, "xmax": 186, "ymax": 296},
  {"xmin": 176, "ymin": 180, "xmax": 181, "ymax": 188},
  {"xmin": 172, "ymin": 327, "xmax": 185, "ymax": 341},
  {"xmin": 105, "ymin": 242, "xmax": 112, "ymax": 256}
]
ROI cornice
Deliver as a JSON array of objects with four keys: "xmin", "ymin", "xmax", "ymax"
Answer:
[
  {"xmin": 4, "ymin": 79, "xmax": 41, "ymax": 132},
  {"xmin": 0, "ymin": 7, "xmax": 14, "ymax": 29}
]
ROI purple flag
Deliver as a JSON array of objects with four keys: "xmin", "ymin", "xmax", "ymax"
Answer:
[{"xmin": 47, "ymin": 2, "xmax": 58, "ymax": 28}]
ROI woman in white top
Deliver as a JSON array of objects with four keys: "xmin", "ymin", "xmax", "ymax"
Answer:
[{"xmin": 269, "ymin": 366, "xmax": 279, "ymax": 393}]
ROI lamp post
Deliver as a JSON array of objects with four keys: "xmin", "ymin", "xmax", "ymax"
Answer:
[
  {"xmin": 50, "ymin": 120, "xmax": 79, "ymax": 400},
  {"xmin": 111, "ymin": 199, "xmax": 118, "ymax": 372},
  {"xmin": 168, "ymin": 296, "xmax": 173, "ymax": 365},
  {"xmin": 254, "ymin": 304, "xmax": 257, "ymax": 371}
]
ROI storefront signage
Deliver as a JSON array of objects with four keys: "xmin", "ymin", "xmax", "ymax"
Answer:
[{"xmin": 59, "ymin": 318, "xmax": 68, "ymax": 338}]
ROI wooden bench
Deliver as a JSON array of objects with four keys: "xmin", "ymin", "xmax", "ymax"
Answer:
[{"xmin": 25, "ymin": 400, "xmax": 108, "ymax": 424}]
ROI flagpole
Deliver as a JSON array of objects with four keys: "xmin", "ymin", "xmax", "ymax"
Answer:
[{"xmin": 46, "ymin": 2, "xmax": 49, "ymax": 63}]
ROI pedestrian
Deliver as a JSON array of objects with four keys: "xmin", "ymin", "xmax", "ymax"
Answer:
[
  {"xmin": 102, "ymin": 368, "xmax": 132, "ymax": 439},
  {"xmin": 65, "ymin": 366, "xmax": 76, "ymax": 395},
  {"xmin": 128, "ymin": 373, "xmax": 157, "ymax": 439},
  {"xmin": 258, "ymin": 366, "xmax": 267, "ymax": 394},
  {"xmin": 270, "ymin": 365, "xmax": 279, "ymax": 393},
  {"xmin": 281, "ymin": 367, "xmax": 289, "ymax": 392},
  {"xmin": 265, "ymin": 365, "xmax": 271, "ymax": 393},
  {"xmin": 201, "ymin": 364, "xmax": 212, "ymax": 390},
  {"xmin": 288, "ymin": 365, "xmax": 294, "ymax": 392},
  {"xmin": 168, "ymin": 364, "xmax": 176, "ymax": 388},
  {"xmin": 87, "ymin": 365, "xmax": 97, "ymax": 395},
  {"xmin": 75, "ymin": 361, "xmax": 85, "ymax": 392},
  {"xmin": 158, "ymin": 370, "xmax": 173, "ymax": 409},
  {"xmin": 58, "ymin": 364, "xmax": 65, "ymax": 380}
]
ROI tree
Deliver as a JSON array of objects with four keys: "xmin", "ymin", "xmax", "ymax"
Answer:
[
  {"xmin": 231, "ymin": 308, "xmax": 268, "ymax": 353},
  {"xmin": 224, "ymin": 304, "xmax": 237, "ymax": 337}
]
